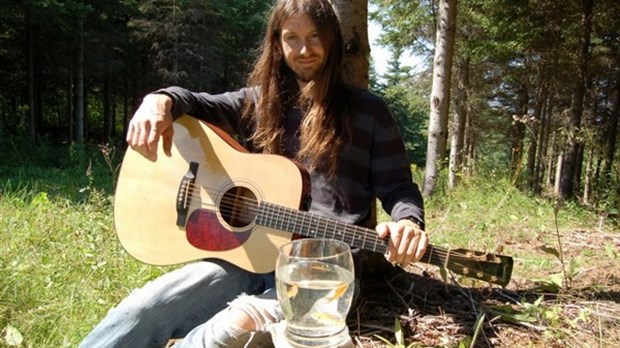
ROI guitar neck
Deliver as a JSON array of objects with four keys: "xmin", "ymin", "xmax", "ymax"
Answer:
[
  {"xmin": 257, "ymin": 202, "xmax": 445, "ymax": 268},
  {"xmin": 256, "ymin": 201, "xmax": 513, "ymax": 287}
]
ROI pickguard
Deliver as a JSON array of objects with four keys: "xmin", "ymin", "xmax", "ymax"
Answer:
[
  {"xmin": 185, "ymin": 209, "xmax": 252, "ymax": 251},
  {"xmin": 185, "ymin": 185, "xmax": 259, "ymax": 251}
]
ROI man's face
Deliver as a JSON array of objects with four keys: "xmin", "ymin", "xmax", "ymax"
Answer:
[{"xmin": 280, "ymin": 13, "xmax": 326, "ymax": 85}]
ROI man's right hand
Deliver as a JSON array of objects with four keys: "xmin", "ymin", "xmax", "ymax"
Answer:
[{"xmin": 126, "ymin": 93, "xmax": 174, "ymax": 161}]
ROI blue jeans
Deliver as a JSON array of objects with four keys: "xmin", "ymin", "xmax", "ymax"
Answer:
[{"xmin": 79, "ymin": 259, "xmax": 277, "ymax": 348}]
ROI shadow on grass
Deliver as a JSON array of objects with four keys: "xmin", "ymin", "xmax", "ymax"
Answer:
[
  {"xmin": 0, "ymin": 140, "xmax": 124, "ymax": 204},
  {"xmin": 347, "ymin": 257, "xmax": 620, "ymax": 347}
]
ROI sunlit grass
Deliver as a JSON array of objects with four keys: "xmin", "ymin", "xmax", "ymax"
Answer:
[
  {"xmin": 1, "ymin": 145, "xmax": 616, "ymax": 347},
  {"xmin": 399, "ymin": 166, "xmax": 605, "ymax": 282},
  {"xmin": 1, "ymin": 148, "xmax": 167, "ymax": 347}
]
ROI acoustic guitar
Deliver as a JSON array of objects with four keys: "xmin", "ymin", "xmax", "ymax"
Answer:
[{"xmin": 114, "ymin": 116, "xmax": 513, "ymax": 286}]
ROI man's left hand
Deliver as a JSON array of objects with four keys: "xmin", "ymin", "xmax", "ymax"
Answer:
[{"xmin": 375, "ymin": 219, "xmax": 428, "ymax": 267}]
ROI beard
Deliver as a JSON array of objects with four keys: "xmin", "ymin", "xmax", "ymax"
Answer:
[
  {"xmin": 287, "ymin": 55, "xmax": 323, "ymax": 83},
  {"xmin": 292, "ymin": 65, "xmax": 320, "ymax": 83}
]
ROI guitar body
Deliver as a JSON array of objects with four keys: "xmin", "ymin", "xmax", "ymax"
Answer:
[{"xmin": 114, "ymin": 116, "xmax": 309, "ymax": 273}]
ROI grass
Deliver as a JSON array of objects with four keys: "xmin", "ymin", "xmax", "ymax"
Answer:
[
  {"xmin": 1, "ymin": 143, "xmax": 618, "ymax": 347},
  {"xmin": 0, "ymin": 143, "xmax": 169, "ymax": 347}
]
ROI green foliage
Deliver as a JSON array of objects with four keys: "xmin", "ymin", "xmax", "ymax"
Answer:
[
  {"xmin": 369, "ymin": 0, "xmax": 435, "ymax": 56},
  {"xmin": 375, "ymin": 82, "xmax": 428, "ymax": 167},
  {"xmin": 414, "ymin": 164, "xmax": 605, "ymax": 286},
  {"xmin": 456, "ymin": 313, "xmax": 485, "ymax": 348},
  {"xmin": 485, "ymin": 293, "xmax": 595, "ymax": 343},
  {"xmin": 0, "ymin": 0, "xmax": 272, "ymax": 145},
  {"xmin": 0, "ymin": 143, "xmax": 166, "ymax": 348},
  {"xmin": 0, "ymin": 136, "xmax": 118, "ymax": 202},
  {"xmin": 371, "ymin": 49, "xmax": 430, "ymax": 167}
]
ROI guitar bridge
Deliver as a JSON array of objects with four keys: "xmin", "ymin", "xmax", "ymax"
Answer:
[{"xmin": 176, "ymin": 162, "xmax": 199, "ymax": 227}]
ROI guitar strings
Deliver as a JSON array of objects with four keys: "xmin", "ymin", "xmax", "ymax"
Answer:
[
  {"xmin": 183, "ymin": 182, "xmax": 486, "ymax": 266},
  {"xmin": 185, "ymin": 186, "xmax": 504, "ymax": 280},
  {"xmin": 180, "ymin": 182, "xmax": 500, "ymax": 268}
]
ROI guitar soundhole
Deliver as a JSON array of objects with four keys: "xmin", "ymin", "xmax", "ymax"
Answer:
[{"xmin": 220, "ymin": 186, "xmax": 258, "ymax": 228}]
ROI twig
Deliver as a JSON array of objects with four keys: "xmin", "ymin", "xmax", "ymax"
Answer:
[
  {"xmin": 493, "ymin": 289, "xmax": 522, "ymax": 305},
  {"xmin": 384, "ymin": 273, "xmax": 412, "ymax": 309},
  {"xmin": 597, "ymin": 303, "xmax": 603, "ymax": 348},
  {"xmin": 553, "ymin": 198, "xmax": 569, "ymax": 289},
  {"xmin": 497, "ymin": 321, "xmax": 546, "ymax": 333},
  {"xmin": 358, "ymin": 323, "xmax": 395, "ymax": 332}
]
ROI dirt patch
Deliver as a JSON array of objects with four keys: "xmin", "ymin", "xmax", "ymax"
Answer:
[{"xmin": 349, "ymin": 228, "xmax": 620, "ymax": 347}]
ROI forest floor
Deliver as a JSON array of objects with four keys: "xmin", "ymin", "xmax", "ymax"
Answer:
[{"xmin": 351, "ymin": 226, "xmax": 620, "ymax": 347}]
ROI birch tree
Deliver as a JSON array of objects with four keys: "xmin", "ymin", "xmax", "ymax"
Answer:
[
  {"xmin": 448, "ymin": 56, "xmax": 469, "ymax": 190},
  {"xmin": 423, "ymin": 0, "xmax": 457, "ymax": 196}
]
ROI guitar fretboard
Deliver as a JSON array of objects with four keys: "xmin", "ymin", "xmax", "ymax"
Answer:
[
  {"xmin": 256, "ymin": 201, "xmax": 443, "ymax": 267},
  {"xmin": 255, "ymin": 200, "xmax": 514, "ymax": 287}
]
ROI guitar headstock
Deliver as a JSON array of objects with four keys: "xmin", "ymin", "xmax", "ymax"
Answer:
[{"xmin": 443, "ymin": 248, "xmax": 514, "ymax": 287}]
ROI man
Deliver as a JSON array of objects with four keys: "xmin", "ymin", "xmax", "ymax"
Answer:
[{"xmin": 80, "ymin": 0, "xmax": 427, "ymax": 347}]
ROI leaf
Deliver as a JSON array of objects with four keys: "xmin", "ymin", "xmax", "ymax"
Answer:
[
  {"xmin": 485, "ymin": 304, "xmax": 536, "ymax": 323},
  {"xmin": 566, "ymin": 257, "xmax": 582, "ymax": 279},
  {"xmin": 533, "ymin": 273, "xmax": 563, "ymax": 293},
  {"xmin": 394, "ymin": 318, "xmax": 405, "ymax": 346},
  {"xmin": 538, "ymin": 244, "xmax": 560, "ymax": 259},
  {"xmin": 373, "ymin": 334, "xmax": 394, "ymax": 347},
  {"xmin": 458, "ymin": 336, "xmax": 472, "ymax": 348},
  {"xmin": 471, "ymin": 313, "xmax": 486, "ymax": 346},
  {"xmin": 604, "ymin": 243, "xmax": 618, "ymax": 260},
  {"xmin": 439, "ymin": 267, "xmax": 448, "ymax": 283},
  {"xmin": 30, "ymin": 191, "xmax": 50, "ymax": 207},
  {"xmin": 4, "ymin": 325, "xmax": 24, "ymax": 346},
  {"xmin": 534, "ymin": 295, "xmax": 544, "ymax": 307}
]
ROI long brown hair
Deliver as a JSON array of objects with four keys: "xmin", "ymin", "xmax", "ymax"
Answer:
[{"xmin": 242, "ymin": 0, "xmax": 354, "ymax": 176}]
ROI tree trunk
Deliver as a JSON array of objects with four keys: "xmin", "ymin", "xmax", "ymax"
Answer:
[
  {"xmin": 75, "ymin": 18, "xmax": 85, "ymax": 143},
  {"xmin": 67, "ymin": 62, "xmax": 74, "ymax": 142},
  {"xmin": 559, "ymin": 0, "xmax": 593, "ymax": 199},
  {"xmin": 554, "ymin": 151, "xmax": 563, "ymax": 195},
  {"xmin": 330, "ymin": 0, "xmax": 369, "ymax": 88},
  {"xmin": 423, "ymin": 0, "xmax": 458, "ymax": 196},
  {"xmin": 448, "ymin": 56, "xmax": 469, "ymax": 190},
  {"xmin": 528, "ymin": 82, "xmax": 546, "ymax": 192},
  {"xmin": 464, "ymin": 111, "xmax": 475, "ymax": 176},
  {"xmin": 537, "ymin": 93, "xmax": 554, "ymax": 193},
  {"xmin": 546, "ymin": 128, "xmax": 558, "ymax": 190},
  {"xmin": 602, "ymin": 70, "xmax": 620, "ymax": 184},
  {"xmin": 583, "ymin": 145, "xmax": 594, "ymax": 203},
  {"xmin": 103, "ymin": 63, "xmax": 112, "ymax": 144},
  {"xmin": 26, "ymin": 5, "xmax": 36, "ymax": 143},
  {"xmin": 510, "ymin": 84, "xmax": 528, "ymax": 183}
]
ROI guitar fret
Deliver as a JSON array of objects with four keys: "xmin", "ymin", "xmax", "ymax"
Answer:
[
  {"xmin": 276, "ymin": 205, "xmax": 285, "ymax": 231},
  {"xmin": 354, "ymin": 225, "xmax": 367, "ymax": 251},
  {"xmin": 351, "ymin": 226, "xmax": 359, "ymax": 248},
  {"xmin": 311, "ymin": 214, "xmax": 319, "ymax": 238},
  {"xmin": 339, "ymin": 221, "xmax": 347, "ymax": 243},
  {"xmin": 291, "ymin": 209, "xmax": 299, "ymax": 234},
  {"xmin": 335, "ymin": 220, "xmax": 343, "ymax": 243},
  {"xmin": 285, "ymin": 206, "xmax": 292, "ymax": 232},
  {"xmin": 321, "ymin": 218, "xmax": 334, "ymax": 238}
]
